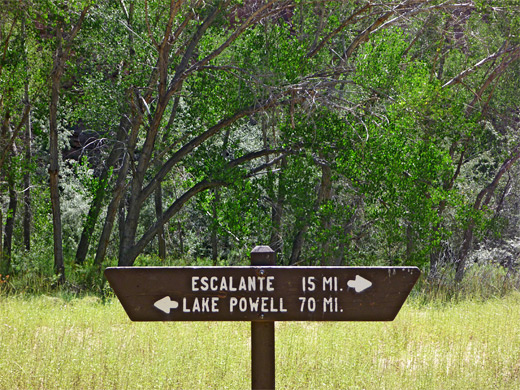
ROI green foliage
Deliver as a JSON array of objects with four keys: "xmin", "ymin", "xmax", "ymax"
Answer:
[
  {"xmin": 355, "ymin": 29, "xmax": 410, "ymax": 93},
  {"xmin": 235, "ymin": 23, "xmax": 309, "ymax": 86},
  {"xmin": 2, "ymin": 1, "xmax": 520, "ymax": 288}
]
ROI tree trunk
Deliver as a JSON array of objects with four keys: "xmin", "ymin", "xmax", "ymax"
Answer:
[
  {"xmin": 455, "ymin": 224, "xmax": 474, "ymax": 282},
  {"xmin": 118, "ymin": 91, "xmax": 173, "ymax": 263},
  {"xmin": 75, "ymin": 116, "xmax": 128, "ymax": 264},
  {"xmin": 119, "ymin": 196, "xmax": 126, "ymax": 254},
  {"xmin": 0, "ymin": 110, "xmax": 8, "ymax": 273},
  {"xmin": 455, "ymin": 144, "xmax": 520, "ymax": 282},
  {"xmin": 210, "ymin": 189, "xmax": 219, "ymax": 263},
  {"xmin": 94, "ymin": 152, "xmax": 130, "ymax": 266},
  {"xmin": 75, "ymin": 174, "xmax": 107, "ymax": 264},
  {"xmin": 2, "ymin": 169, "xmax": 17, "ymax": 274},
  {"xmin": 178, "ymin": 221, "xmax": 184, "ymax": 254},
  {"xmin": 331, "ymin": 221, "xmax": 352, "ymax": 266},
  {"xmin": 290, "ymin": 158, "xmax": 332, "ymax": 265},
  {"xmin": 88, "ymin": 1, "xmax": 136, "ymax": 267},
  {"xmin": 22, "ymin": 18, "xmax": 31, "ymax": 252},
  {"xmin": 95, "ymin": 101, "xmax": 143, "ymax": 267},
  {"xmin": 47, "ymin": 7, "xmax": 89, "ymax": 282},
  {"xmin": 289, "ymin": 228, "xmax": 307, "ymax": 265},
  {"xmin": 3, "ymin": 176, "xmax": 17, "ymax": 261},
  {"xmin": 155, "ymin": 182, "xmax": 166, "ymax": 259},
  {"xmin": 0, "ymin": 209, "xmax": 3, "ymax": 269},
  {"xmin": 49, "ymin": 27, "xmax": 65, "ymax": 283},
  {"xmin": 318, "ymin": 163, "xmax": 333, "ymax": 263},
  {"xmin": 269, "ymin": 157, "xmax": 286, "ymax": 256},
  {"xmin": 23, "ymin": 90, "xmax": 31, "ymax": 252}
]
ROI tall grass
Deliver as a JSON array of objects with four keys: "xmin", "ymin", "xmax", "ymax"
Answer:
[
  {"xmin": 1, "ymin": 291, "xmax": 519, "ymax": 389},
  {"xmin": 413, "ymin": 263, "xmax": 520, "ymax": 305}
]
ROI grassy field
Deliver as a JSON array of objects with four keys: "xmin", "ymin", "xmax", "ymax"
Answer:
[{"xmin": 1, "ymin": 292, "xmax": 519, "ymax": 389}]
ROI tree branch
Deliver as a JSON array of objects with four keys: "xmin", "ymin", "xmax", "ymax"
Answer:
[
  {"xmin": 307, "ymin": 3, "xmax": 371, "ymax": 59},
  {"xmin": 467, "ymin": 47, "xmax": 520, "ymax": 114},
  {"xmin": 126, "ymin": 179, "xmax": 226, "ymax": 264},
  {"xmin": 63, "ymin": 5, "xmax": 91, "ymax": 58},
  {"xmin": 183, "ymin": 1, "xmax": 292, "ymax": 77},
  {"xmin": 138, "ymin": 94, "xmax": 295, "ymax": 204},
  {"xmin": 442, "ymin": 43, "xmax": 518, "ymax": 88},
  {"xmin": 342, "ymin": 10, "xmax": 393, "ymax": 60},
  {"xmin": 0, "ymin": 105, "xmax": 30, "ymax": 173},
  {"xmin": 166, "ymin": 2, "xmax": 225, "ymax": 96},
  {"xmin": 127, "ymin": 148, "xmax": 290, "ymax": 264}
]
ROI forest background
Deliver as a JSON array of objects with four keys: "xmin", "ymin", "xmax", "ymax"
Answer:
[{"xmin": 1, "ymin": 0, "xmax": 520, "ymax": 295}]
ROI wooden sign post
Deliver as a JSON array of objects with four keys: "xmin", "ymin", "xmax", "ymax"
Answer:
[
  {"xmin": 250, "ymin": 246, "xmax": 276, "ymax": 390},
  {"xmin": 105, "ymin": 246, "xmax": 420, "ymax": 389}
]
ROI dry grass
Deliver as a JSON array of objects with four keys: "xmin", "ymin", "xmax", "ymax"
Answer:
[{"xmin": 0, "ymin": 292, "xmax": 519, "ymax": 389}]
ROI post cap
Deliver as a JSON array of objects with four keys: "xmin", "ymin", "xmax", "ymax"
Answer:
[
  {"xmin": 251, "ymin": 246, "xmax": 276, "ymax": 265},
  {"xmin": 251, "ymin": 245, "xmax": 275, "ymax": 254}
]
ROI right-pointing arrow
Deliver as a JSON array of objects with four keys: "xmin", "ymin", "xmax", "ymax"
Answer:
[
  {"xmin": 347, "ymin": 275, "xmax": 372, "ymax": 293},
  {"xmin": 154, "ymin": 296, "xmax": 179, "ymax": 314}
]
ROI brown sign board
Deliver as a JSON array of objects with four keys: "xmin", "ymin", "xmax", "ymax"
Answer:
[{"xmin": 105, "ymin": 266, "xmax": 420, "ymax": 322}]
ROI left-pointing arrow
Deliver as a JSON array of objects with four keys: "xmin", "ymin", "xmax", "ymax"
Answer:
[{"xmin": 154, "ymin": 296, "xmax": 179, "ymax": 314}]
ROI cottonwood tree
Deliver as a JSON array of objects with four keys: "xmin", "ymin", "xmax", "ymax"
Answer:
[
  {"xmin": 436, "ymin": 2, "xmax": 520, "ymax": 281},
  {"xmin": 78, "ymin": 0, "xmax": 518, "ymax": 270},
  {"xmin": 4, "ymin": 0, "xmax": 519, "ymax": 285},
  {"xmin": 0, "ymin": 3, "xmax": 31, "ymax": 274},
  {"xmin": 99, "ymin": 0, "xmax": 455, "ymax": 266},
  {"xmin": 46, "ymin": 2, "xmax": 90, "ymax": 282}
]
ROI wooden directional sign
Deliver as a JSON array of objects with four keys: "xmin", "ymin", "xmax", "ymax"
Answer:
[{"xmin": 105, "ymin": 266, "xmax": 420, "ymax": 322}]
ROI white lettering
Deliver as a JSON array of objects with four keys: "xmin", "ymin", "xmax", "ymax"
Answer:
[
  {"xmin": 193, "ymin": 298, "xmax": 201, "ymax": 312},
  {"xmin": 228, "ymin": 297, "xmax": 287, "ymax": 313},
  {"xmin": 324, "ymin": 297, "xmax": 333, "ymax": 312},
  {"xmin": 201, "ymin": 297, "xmax": 210, "ymax": 312},
  {"xmin": 200, "ymin": 276, "xmax": 209, "ymax": 291},
  {"xmin": 183, "ymin": 297, "xmax": 190, "ymax": 312},
  {"xmin": 229, "ymin": 277, "xmax": 237, "ymax": 291},
  {"xmin": 183, "ymin": 297, "xmax": 220, "ymax": 312},
  {"xmin": 302, "ymin": 277, "xmax": 316, "ymax": 292},
  {"xmin": 266, "ymin": 276, "xmax": 274, "ymax": 291},
  {"xmin": 249, "ymin": 297, "xmax": 259, "ymax": 311},
  {"xmin": 210, "ymin": 276, "xmax": 218, "ymax": 291},
  {"xmin": 219, "ymin": 277, "xmax": 228, "ymax": 291},
  {"xmin": 323, "ymin": 277, "xmax": 337, "ymax": 292},
  {"xmin": 308, "ymin": 297, "xmax": 316, "ymax": 312},
  {"xmin": 299, "ymin": 296, "xmax": 317, "ymax": 312},
  {"xmin": 193, "ymin": 276, "xmax": 277, "ymax": 292},
  {"xmin": 211, "ymin": 297, "xmax": 219, "ymax": 312},
  {"xmin": 261, "ymin": 297, "xmax": 269, "ymax": 312},
  {"xmin": 192, "ymin": 276, "xmax": 200, "ymax": 291},
  {"xmin": 258, "ymin": 277, "xmax": 265, "ymax": 291},
  {"xmin": 239, "ymin": 298, "xmax": 247, "ymax": 312},
  {"xmin": 248, "ymin": 276, "xmax": 256, "ymax": 291},
  {"xmin": 269, "ymin": 297, "xmax": 278, "ymax": 312},
  {"xmin": 280, "ymin": 298, "xmax": 287, "ymax": 312},
  {"xmin": 230, "ymin": 297, "xmax": 238, "ymax": 312}
]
